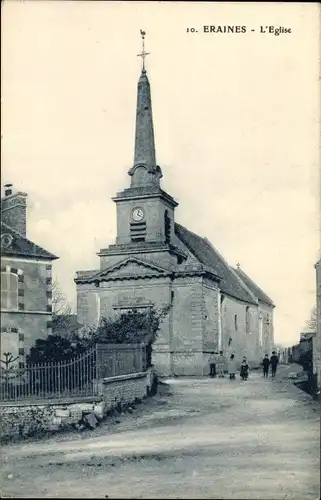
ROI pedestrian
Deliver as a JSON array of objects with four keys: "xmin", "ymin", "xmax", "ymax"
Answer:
[
  {"xmin": 217, "ymin": 351, "xmax": 225, "ymax": 378},
  {"xmin": 208, "ymin": 352, "xmax": 217, "ymax": 378},
  {"xmin": 146, "ymin": 364, "xmax": 158, "ymax": 396},
  {"xmin": 262, "ymin": 353, "xmax": 270, "ymax": 378},
  {"xmin": 228, "ymin": 353, "xmax": 236, "ymax": 380},
  {"xmin": 240, "ymin": 357, "xmax": 249, "ymax": 380},
  {"xmin": 270, "ymin": 351, "xmax": 279, "ymax": 378}
]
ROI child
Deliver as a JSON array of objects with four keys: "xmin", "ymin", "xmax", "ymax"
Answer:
[
  {"xmin": 270, "ymin": 351, "xmax": 279, "ymax": 378},
  {"xmin": 240, "ymin": 357, "xmax": 249, "ymax": 380},
  {"xmin": 146, "ymin": 364, "xmax": 158, "ymax": 396},
  {"xmin": 208, "ymin": 352, "xmax": 217, "ymax": 378},
  {"xmin": 228, "ymin": 353, "xmax": 236, "ymax": 380},
  {"xmin": 217, "ymin": 351, "xmax": 226, "ymax": 378},
  {"xmin": 262, "ymin": 353, "xmax": 270, "ymax": 377}
]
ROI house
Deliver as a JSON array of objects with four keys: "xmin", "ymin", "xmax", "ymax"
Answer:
[
  {"xmin": 75, "ymin": 39, "xmax": 275, "ymax": 376},
  {"xmin": 1, "ymin": 184, "xmax": 58, "ymax": 368}
]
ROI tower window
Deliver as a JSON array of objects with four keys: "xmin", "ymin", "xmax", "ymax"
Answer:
[
  {"xmin": 1, "ymin": 272, "xmax": 18, "ymax": 310},
  {"xmin": 234, "ymin": 314, "xmax": 238, "ymax": 331}
]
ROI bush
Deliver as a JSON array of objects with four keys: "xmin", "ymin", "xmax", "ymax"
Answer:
[
  {"xmin": 86, "ymin": 305, "xmax": 171, "ymax": 346},
  {"xmin": 26, "ymin": 334, "xmax": 90, "ymax": 365}
]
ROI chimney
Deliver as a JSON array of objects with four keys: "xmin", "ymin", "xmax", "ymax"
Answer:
[
  {"xmin": 1, "ymin": 184, "xmax": 28, "ymax": 236},
  {"xmin": 4, "ymin": 183, "xmax": 13, "ymax": 196}
]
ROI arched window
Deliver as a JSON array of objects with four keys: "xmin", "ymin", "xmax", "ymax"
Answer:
[
  {"xmin": 246, "ymin": 306, "xmax": 250, "ymax": 334},
  {"xmin": 234, "ymin": 314, "xmax": 238, "ymax": 331},
  {"xmin": 258, "ymin": 315, "xmax": 263, "ymax": 346},
  {"xmin": 1, "ymin": 272, "xmax": 18, "ymax": 310}
]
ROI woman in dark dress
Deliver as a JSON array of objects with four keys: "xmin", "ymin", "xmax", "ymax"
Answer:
[{"xmin": 240, "ymin": 357, "xmax": 249, "ymax": 380}]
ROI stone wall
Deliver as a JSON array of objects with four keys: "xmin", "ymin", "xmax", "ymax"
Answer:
[
  {"xmin": 221, "ymin": 295, "xmax": 260, "ymax": 366},
  {"xmin": 202, "ymin": 280, "xmax": 220, "ymax": 352},
  {"xmin": 0, "ymin": 372, "xmax": 147, "ymax": 443},
  {"xmin": 258, "ymin": 301, "xmax": 274, "ymax": 357}
]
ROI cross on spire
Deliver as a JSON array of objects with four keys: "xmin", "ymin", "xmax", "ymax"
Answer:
[{"xmin": 137, "ymin": 29, "xmax": 150, "ymax": 72}]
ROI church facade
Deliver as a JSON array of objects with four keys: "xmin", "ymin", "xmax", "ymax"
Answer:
[{"xmin": 75, "ymin": 48, "xmax": 275, "ymax": 376}]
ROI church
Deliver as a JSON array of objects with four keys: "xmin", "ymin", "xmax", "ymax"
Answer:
[{"xmin": 75, "ymin": 34, "xmax": 275, "ymax": 376}]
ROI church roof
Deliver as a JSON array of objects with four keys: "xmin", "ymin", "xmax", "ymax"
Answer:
[
  {"xmin": 175, "ymin": 223, "xmax": 258, "ymax": 304},
  {"xmin": 1, "ymin": 222, "xmax": 58, "ymax": 261},
  {"xmin": 232, "ymin": 266, "xmax": 275, "ymax": 307}
]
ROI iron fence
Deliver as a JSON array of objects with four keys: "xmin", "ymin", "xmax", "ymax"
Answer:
[
  {"xmin": 0, "ymin": 343, "xmax": 147, "ymax": 403},
  {"xmin": 0, "ymin": 346, "xmax": 98, "ymax": 402}
]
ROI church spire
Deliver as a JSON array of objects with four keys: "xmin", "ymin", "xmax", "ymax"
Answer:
[{"xmin": 129, "ymin": 30, "xmax": 162, "ymax": 188}]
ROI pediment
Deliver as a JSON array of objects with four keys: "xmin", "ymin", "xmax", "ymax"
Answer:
[{"xmin": 92, "ymin": 257, "xmax": 172, "ymax": 282}]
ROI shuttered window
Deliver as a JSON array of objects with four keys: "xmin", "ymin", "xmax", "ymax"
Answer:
[{"xmin": 1, "ymin": 272, "xmax": 18, "ymax": 310}]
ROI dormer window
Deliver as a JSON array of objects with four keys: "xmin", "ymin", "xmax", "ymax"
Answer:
[{"xmin": 1, "ymin": 272, "xmax": 18, "ymax": 310}]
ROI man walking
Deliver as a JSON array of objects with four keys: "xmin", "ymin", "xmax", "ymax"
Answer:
[
  {"xmin": 208, "ymin": 352, "xmax": 217, "ymax": 378},
  {"xmin": 270, "ymin": 351, "xmax": 279, "ymax": 378},
  {"xmin": 262, "ymin": 353, "xmax": 270, "ymax": 378},
  {"xmin": 217, "ymin": 351, "xmax": 225, "ymax": 378}
]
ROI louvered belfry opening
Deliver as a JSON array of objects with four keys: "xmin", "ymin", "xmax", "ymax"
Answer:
[{"xmin": 130, "ymin": 221, "xmax": 147, "ymax": 242}]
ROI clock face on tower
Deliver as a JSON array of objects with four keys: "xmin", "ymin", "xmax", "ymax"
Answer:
[{"xmin": 132, "ymin": 207, "xmax": 145, "ymax": 222}]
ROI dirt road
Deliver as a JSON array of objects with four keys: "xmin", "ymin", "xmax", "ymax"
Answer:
[{"xmin": 0, "ymin": 367, "xmax": 319, "ymax": 499}]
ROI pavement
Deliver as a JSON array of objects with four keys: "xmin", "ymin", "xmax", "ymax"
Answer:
[{"xmin": 0, "ymin": 365, "xmax": 320, "ymax": 499}]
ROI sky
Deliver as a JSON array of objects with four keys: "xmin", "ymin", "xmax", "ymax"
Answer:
[{"xmin": 1, "ymin": 1, "xmax": 320, "ymax": 346}]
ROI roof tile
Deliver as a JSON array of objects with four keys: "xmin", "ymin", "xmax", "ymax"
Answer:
[
  {"xmin": 1, "ymin": 222, "xmax": 58, "ymax": 260},
  {"xmin": 175, "ymin": 223, "xmax": 257, "ymax": 304}
]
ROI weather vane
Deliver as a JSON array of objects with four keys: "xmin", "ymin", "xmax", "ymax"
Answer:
[{"xmin": 137, "ymin": 29, "xmax": 150, "ymax": 71}]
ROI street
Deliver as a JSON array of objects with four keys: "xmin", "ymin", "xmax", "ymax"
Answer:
[{"xmin": 0, "ymin": 367, "xmax": 320, "ymax": 499}]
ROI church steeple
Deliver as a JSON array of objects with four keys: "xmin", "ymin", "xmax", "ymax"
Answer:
[
  {"xmin": 111, "ymin": 30, "xmax": 178, "ymax": 248},
  {"xmin": 128, "ymin": 30, "xmax": 162, "ymax": 188}
]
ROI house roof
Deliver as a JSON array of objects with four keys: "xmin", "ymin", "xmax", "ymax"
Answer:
[
  {"xmin": 174, "ymin": 223, "xmax": 258, "ymax": 304},
  {"xmin": 232, "ymin": 265, "xmax": 275, "ymax": 307},
  {"xmin": 1, "ymin": 222, "xmax": 58, "ymax": 261}
]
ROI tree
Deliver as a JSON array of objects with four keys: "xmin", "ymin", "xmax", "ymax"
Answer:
[
  {"xmin": 52, "ymin": 280, "xmax": 71, "ymax": 317},
  {"xmin": 25, "ymin": 334, "xmax": 94, "ymax": 394},
  {"xmin": 305, "ymin": 306, "xmax": 317, "ymax": 332},
  {"xmin": 87, "ymin": 305, "xmax": 171, "ymax": 345},
  {"xmin": 26, "ymin": 334, "xmax": 89, "ymax": 365},
  {"xmin": 51, "ymin": 281, "xmax": 81, "ymax": 338},
  {"xmin": 85, "ymin": 305, "xmax": 171, "ymax": 366}
]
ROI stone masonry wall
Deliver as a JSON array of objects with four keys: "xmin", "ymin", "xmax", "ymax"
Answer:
[
  {"xmin": 202, "ymin": 281, "xmax": 220, "ymax": 352},
  {"xmin": 258, "ymin": 302, "xmax": 274, "ymax": 358},
  {"xmin": 0, "ymin": 372, "xmax": 147, "ymax": 442},
  {"xmin": 221, "ymin": 295, "xmax": 260, "ymax": 367}
]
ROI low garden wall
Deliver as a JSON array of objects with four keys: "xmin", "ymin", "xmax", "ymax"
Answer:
[{"xmin": 0, "ymin": 372, "xmax": 147, "ymax": 443}]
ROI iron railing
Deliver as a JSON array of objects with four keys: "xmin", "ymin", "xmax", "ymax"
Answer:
[
  {"xmin": 0, "ymin": 343, "xmax": 147, "ymax": 403},
  {"xmin": 0, "ymin": 346, "xmax": 98, "ymax": 402}
]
